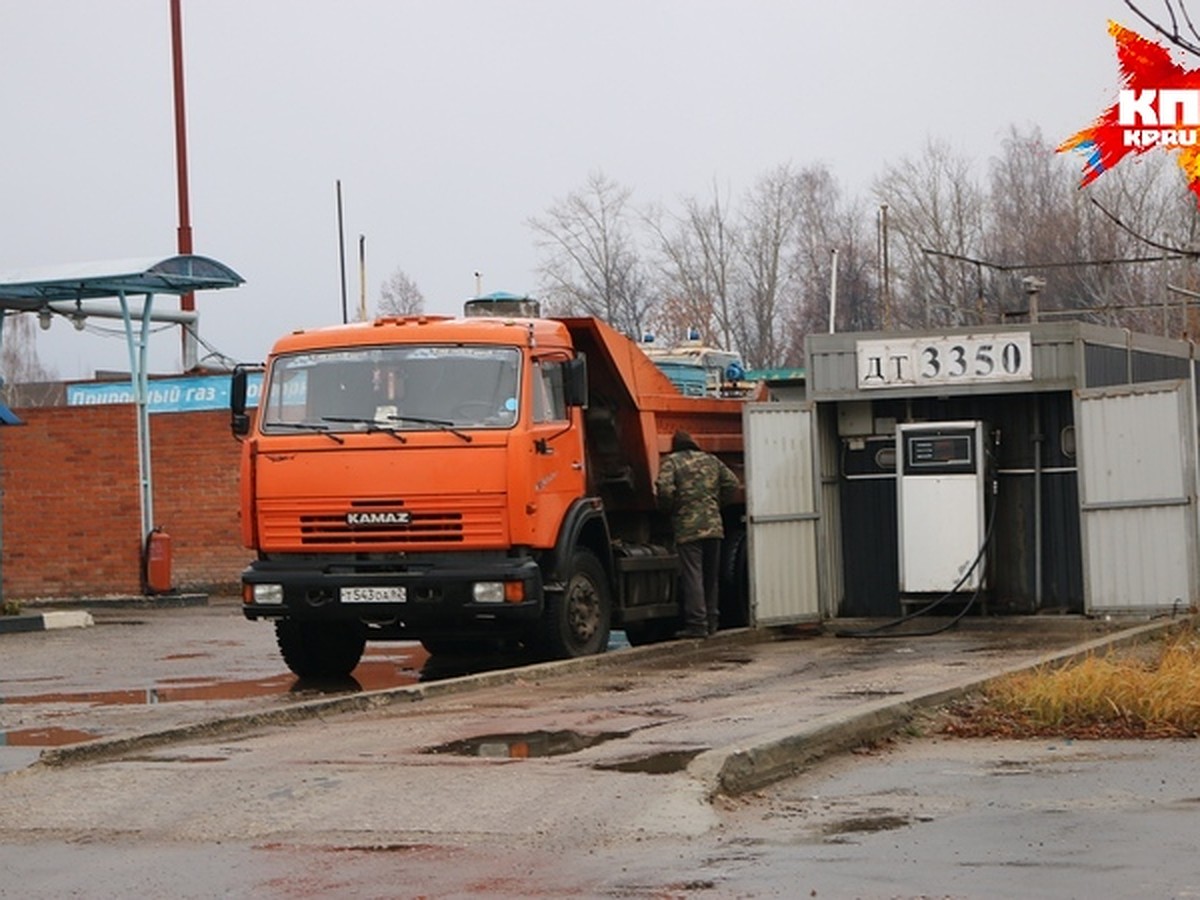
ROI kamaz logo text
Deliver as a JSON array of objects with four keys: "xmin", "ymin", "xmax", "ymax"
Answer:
[
  {"xmin": 346, "ymin": 510, "xmax": 411, "ymax": 527},
  {"xmin": 1119, "ymin": 89, "xmax": 1200, "ymax": 146}
]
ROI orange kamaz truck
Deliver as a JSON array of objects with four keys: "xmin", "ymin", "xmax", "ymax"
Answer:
[{"xmin": 231, "ymin": 295, "xmax": 752, "ymax": 677}]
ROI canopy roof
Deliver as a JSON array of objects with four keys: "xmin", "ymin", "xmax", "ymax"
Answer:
[{"xmin": 0, "ymin": 255, "xmax": 243, "ymax": 310}]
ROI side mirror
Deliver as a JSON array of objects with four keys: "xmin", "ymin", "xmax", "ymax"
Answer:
[
  {"xmin": 230, "ymin": 364, "xmax": 259, "ymax": 438},
  {"xmin": 563, "ymin": 354, "xmax": 588, "ymax": 409}
]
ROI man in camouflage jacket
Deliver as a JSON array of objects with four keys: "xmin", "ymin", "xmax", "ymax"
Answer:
[{"xmin": 655, "ymin": 429, "xmax": 741, "ymax": 638}]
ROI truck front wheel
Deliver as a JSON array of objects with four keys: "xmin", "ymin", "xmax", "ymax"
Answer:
[
  {"xmin": 275, "ymin": 619, "xmax": 366, "ymax": 678},
  {"xmin": 537, "ymin": 549, "xmax": 611, "ymax": 659}
]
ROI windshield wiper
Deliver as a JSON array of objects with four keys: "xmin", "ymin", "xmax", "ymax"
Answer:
[
  {"xmin": 267, "ymin": 421, "xmax": 345, "ymax": 444},
  {"xmin": 386, "ymin": 415, "xmax": 473, "ymax": 443},
  {"xmin": 320, "ymin": 416, "xmax": 408, "ymax": 443}
]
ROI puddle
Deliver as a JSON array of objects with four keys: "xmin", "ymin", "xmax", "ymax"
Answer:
[
  {"xmin": 122, "ymin": 753, "xmax": 231, "ymax": 764},
  {"xmin": 593, "ymin": 747, "xmax": 706, "ymax": 774},
  {"xmin": 822, "ymin": 814, "xmax": 912, "ymax": 836},
  {"xmin": 256, "ymin": 841, "xmax": 458, "ymax": 861},
  {"xmin": 0, "ymin": 649, "xmax": 430, "ymax": 709},
  {"xmin": 1, "ymin": 673, "xmax": 303, "ymax": 708},
  {"xmin": 426, "ymin": 729, "xmax": 629, "ymax": 759},
  {"xmin": 1, "ymin": 725, "xmax": 100, "ymax": 747},
  {"xmin": 325, "ymin": 843, "xmax": 443, "ymax": 854}
]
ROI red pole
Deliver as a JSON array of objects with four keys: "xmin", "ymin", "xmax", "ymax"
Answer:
[{"xmin": 170, "ymin": 0, "xmax": 195, "ymax": 321}]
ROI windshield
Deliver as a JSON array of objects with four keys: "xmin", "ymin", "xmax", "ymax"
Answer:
[{"xmin": 260, "ymin": 345, "xmax": 520, "ymax": 433}]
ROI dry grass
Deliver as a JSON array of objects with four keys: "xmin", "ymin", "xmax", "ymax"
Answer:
[{"xmin": 942, "ymin": 625, "xmax": 1200, "ymax": 739}]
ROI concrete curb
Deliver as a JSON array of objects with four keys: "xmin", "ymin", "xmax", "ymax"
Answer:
[
  {"xmin": 19, "ymin": 593, "xmax": 208, "ymax": 610},
  {"xmin": 0, "ymin": 594, "xmax": 208, "ymax": 637},
  {"xmin": 689, "ymin": 617, "xmax": 1182, "ymax": 797},
  {"xmin": 0, "ymin": 610, "xmax": 94, "ymax": 635}
]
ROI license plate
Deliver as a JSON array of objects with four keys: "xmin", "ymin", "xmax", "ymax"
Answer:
[{"xmin": 341, "ymin": 586, "xmax": 406, "ymax": 603}]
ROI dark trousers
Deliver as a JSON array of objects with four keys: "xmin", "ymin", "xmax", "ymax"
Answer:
[{"xmin": 678, "ymin": 538, "xmax": 721, "ymax": 632}]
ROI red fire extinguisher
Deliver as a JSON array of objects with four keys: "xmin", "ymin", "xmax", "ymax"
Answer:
[{"xmin": 144, "ymin": 528, "xmax": 173, "ymax": 595}]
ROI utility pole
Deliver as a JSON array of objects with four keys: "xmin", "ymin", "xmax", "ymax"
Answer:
[
  {"xmin": 878, "ymin": 204, "xmax": 891, "ymax": 330},
  {"xmin": 358, "ymin": 235, "xmax": 367, "ymax": 321},
  {"xmin": 337, "ymin": 180, "xmax": 348, "ymax": 324},
  {"xmin": 169, "ymin": 0, "xmax": 197, "ymax": 370}
]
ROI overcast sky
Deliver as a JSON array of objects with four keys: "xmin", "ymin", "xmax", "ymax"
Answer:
[{"xmin": 0, "ymin": 0, "xmax": 1142, "ymax": 378}]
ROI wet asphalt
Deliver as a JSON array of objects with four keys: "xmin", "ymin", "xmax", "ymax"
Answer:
[
  {"xmin": 4, "ymin": 598, "xmax": 1177, "ymax": 793},
  {"xmin": 0, "ymin": 599, "xmax": 1190, "ymax": 897}
]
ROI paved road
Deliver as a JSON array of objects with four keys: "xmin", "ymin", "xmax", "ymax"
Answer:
[
  {"xmin": 0, "ymin": 599, "xmax": 1190, "ymax": 897},
  {"xmin": 712, "ymin": 734, "xmax": 1200, "ymax": 898}
]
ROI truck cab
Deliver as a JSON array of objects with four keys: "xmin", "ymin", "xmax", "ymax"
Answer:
[{"xmin": 233, "ymin": 303, "xmax": 750, "ymax": 678}]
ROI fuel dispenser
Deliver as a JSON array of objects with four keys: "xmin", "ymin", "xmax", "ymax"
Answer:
[{"xmin": 896, "ymin": 421, "xmax": 990, "ymax": 597}]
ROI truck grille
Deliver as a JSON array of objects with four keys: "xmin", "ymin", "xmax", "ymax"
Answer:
[{"xmin": 259, "ymin": 495, "xmax": 507, "ymax": 549}]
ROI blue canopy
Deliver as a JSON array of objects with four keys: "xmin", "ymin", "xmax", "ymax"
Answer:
[{"xmin": 0, "ymin": 254, "xmax": 243, "ymax": 309}]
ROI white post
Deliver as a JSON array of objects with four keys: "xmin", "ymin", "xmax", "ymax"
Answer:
[
  {"xmin": 182, "ymin": 317, "xmax": 198, "ymax": 371},
  {"xmin": 119, "ymin": 290, "xmax": 155, "ymax": 538},
  {"xmin": 828, "ymin": 248, "xmax": 839, "ymax": 334}
]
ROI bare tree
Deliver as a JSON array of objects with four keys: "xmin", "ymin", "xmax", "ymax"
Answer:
[
  {"xmin": 1077, "ymin": 157, "xmax": 1200, "ymax": 334},
  {"xmin": 826, "ymin": 196, "xmax": 880, "ymax": 335},
  {"xmin": 874, "ymin": 126, "xmax": 1200, "ymax": 337},
  {"xmin": 645, "ymin": 181, "xmax": 739, "ymax": 349},
  {"xmin": 875, "ymin": 139, "xmax": 986, "ymax": 328},
  {"xmin": 529, "ymin": 172, "xmax": 653, "ymax": 337},
  {"xmin": 1124, "ymin": 0, "xmax": 1200, "ymax": 56},
  {"xmin": 0, "ymin": 313, "xmax": 56, "ymax": 404},
  {"xmin": 377, "ymin": 268, "xmax": 425, "ymax": 317},
  {"xmin": 982, "ymin": 125, "xmax": 1094, "ymax": 317},
  {"xmin": 783, "ymin": 165, "xmax": 879, "ymax": 357},
  {"xmin": 733, "ymin": 164, "xmax": 805, "ymax": 369}
]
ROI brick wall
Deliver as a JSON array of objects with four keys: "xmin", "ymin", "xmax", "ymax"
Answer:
[{"xmin": 1, "ymin": 406, "xmax": 246, "ymax": 599}]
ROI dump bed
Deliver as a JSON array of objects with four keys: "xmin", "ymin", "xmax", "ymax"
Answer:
[{"xmin": 559, "ymin": 316, "xmax": 751, "ymax": 512}]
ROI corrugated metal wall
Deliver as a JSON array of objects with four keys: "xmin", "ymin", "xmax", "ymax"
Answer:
[
  {"xmin": 1084, "ymin": 343, "xmax": 1192, "ymax": 388},
  {"xmin": 838, "ymin": 436, "xmax": 899, "ymax": 616},
  {"xmin": 745, "ymin": 403, "xmax": 821, "ymax": 624},
  {"xmin": 1077, "ymin": 380, "xmax": 1198, "ymax": 614}
]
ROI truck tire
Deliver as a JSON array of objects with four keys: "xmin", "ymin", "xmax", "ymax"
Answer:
[
  {"xmin": 275, "ymin": 619, "xmax": 366, "ymax": 678},
  {"xmin": 622, "ymin": 618, "xmax": 678, "ymax": 646},
  {"xmin": 419, "ymin": 637, "xmax": 500, "ymax": 657},
  {"xmin": 719, "ymin": 527, "xmax": 750, "ymax": 628},
  {"xmin": 537, "ymin": 549, "xmax": 611, "ymax": 658}
]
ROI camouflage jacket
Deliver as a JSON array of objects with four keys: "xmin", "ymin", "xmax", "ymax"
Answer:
[{"xmin": 654, "ymin": 448, "xmax": 741, "ymax": 544}]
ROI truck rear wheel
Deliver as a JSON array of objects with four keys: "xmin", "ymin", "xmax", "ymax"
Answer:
[
  {"xmin": 623, "ymin": 618, "xmax": 678, "ymax": 646},
  {"xmin": 275, "ymin": 619, "xmax": 366, "ymax": 678},
  {"xmin": 538, "ymin": 549, "xmax": 611, "ymax": 658},
  {"xmin": 719, "ymin": 527, "xmax": 750, "ymax": 628}
]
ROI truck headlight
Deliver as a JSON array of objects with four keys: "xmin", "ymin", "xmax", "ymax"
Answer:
[
  {"xmin": 473, "ymin": 582, "xmax": 504, "ymax": 604},
  {"xmin": 251, "ymin": 583, "xmax": 284, "ymax": 605}
]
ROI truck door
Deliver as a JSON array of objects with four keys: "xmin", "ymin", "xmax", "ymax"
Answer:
[{"xmin": 526, "ymin": 355, "xmax": 586, "ymax": 545}]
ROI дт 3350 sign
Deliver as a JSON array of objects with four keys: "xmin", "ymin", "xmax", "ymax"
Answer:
[{"xmin": 856, "ymin": 333, "xmax": 1033, "ymax": 390}]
